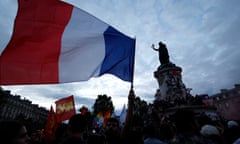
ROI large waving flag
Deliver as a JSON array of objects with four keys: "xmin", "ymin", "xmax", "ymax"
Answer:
[
  {"xmin": 55, "ymin": 95, "xmax": 76, "ymax": 122},
  {"xmin": 0, "ymin": 0, "xmax": 135, "ymax": 85}
]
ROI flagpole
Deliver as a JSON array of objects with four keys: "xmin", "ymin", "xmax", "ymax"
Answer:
[
  {"xmin": 124, "ymin": 39, "xmax": 136, "ymax": 138},
  {"xmin": 131, "ymin": 37, "xmax": 136, "ymax": 90}
]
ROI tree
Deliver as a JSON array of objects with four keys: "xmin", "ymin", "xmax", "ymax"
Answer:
[
  {"xmin": 92, "ymin": 94, "xmax": 114, "ymax": 116},
  {"xmin": 131, "ymin": 96, "xmax": 148, "ymax": 127},
  {"xmin": 133, "ymin": 96, "xmax": 148, "ymax": 117}
]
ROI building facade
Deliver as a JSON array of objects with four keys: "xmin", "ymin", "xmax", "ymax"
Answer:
[
  {"xmin": 210, "ymin": 84, "xmax": 240, "ymax": 120},
  {"xmin": 0, "ymin": 89, "xmax": 49, "ymax": 123}
]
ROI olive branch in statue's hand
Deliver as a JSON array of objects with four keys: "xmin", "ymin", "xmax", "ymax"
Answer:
[{"xmin": 152, "ymin": 44, "xmax": 158, "ymax": 51}]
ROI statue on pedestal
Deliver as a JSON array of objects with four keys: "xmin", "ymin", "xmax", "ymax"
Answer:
[
  {"xmin": 152, "ymin": 42, "xmax": 170, "ymax": 65},
  {"xmin": 152, "ymin": 41, "xmax": 187, "ymax": 102},
  {"xmin": 148, "ymin": 41, "xmax": 217, "ymax": 130}
]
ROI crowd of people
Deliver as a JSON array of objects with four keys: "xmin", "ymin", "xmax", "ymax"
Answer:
[{"xmin": 1, "ymin": 89, "xmax": 240, "ymax": 144}]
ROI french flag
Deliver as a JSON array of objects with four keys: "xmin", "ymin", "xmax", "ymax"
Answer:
[{"xmin": 0, "ymin": 0, "xmax": 135, "ymax": 85}]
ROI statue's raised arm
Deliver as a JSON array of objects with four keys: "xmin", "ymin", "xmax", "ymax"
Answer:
[
  {"xmin": 152, "ymin": 44, "xmax": 158, "ymax": 51},
  {"xmin": 152, "ymin": 42, "xmax": 170, "ymax": 65}
]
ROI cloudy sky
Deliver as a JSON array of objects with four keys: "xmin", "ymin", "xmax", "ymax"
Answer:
[{"xmin": 1, "ymin": 0, "xmax": 240, "ymax": 113}]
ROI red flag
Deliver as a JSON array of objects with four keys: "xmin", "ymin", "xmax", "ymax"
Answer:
[
  {"xmin": 55, "ymin": 95, "xmax": 76, "ymax": 122},
  {"xmin": 45, "ymin": 106, "xmax": 57, "ymax": 143}
]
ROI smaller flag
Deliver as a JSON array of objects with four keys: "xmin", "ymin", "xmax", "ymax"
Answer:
[
  {"xmin": 93, "ymin": 112, "xmax": 104, "ymax": 128},
  {"xmin": 55, "ymin": 95, "xmax": 76, "ymax": 122},
  {"xmin": 103, "ymin": 109, "xmax": 112, "ymax": 127},
  {"xmin": 120, "ymin": 104, "xmax": 126, "ymax": 125},
  {"xmin": 45, "ymin": 105, "xmax": 57, "ymax": 143},
  {"xmin": 96, "ymin": 112, "xmax": 103, "ymax": 121}
]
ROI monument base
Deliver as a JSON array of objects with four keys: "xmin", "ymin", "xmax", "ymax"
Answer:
[{"xmin": 154, "ymin": 63, "xmax": 187, "ymax": 103}]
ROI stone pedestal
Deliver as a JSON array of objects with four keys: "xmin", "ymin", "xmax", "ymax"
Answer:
[{"xmin": 154, "ymin": 63, "xmax": 187, "ymax": 103}]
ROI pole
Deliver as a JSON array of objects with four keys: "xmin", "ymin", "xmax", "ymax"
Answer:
[{"xmin": 131, "ymin": 38, "xmax": 136, "ymax": 90}]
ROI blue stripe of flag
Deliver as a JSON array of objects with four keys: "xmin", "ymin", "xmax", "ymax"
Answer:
[{"xmin": 101, "ymin": 26, "xmax": 135, "ymax": 82}]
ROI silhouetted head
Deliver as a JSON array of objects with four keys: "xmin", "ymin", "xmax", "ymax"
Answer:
[
  {"xmin": 88, "ymin": 134, "xmax": 105, "ymax": 144},
  {"xmin": 200, "ymin": 124, "xmax": 220, "ymax": 137},
  {"xmin": 144, "ymin": 124, "xmax": 158, "ymax": 138},
  {"xmin": 159, "ymin": 42, "xmax": 166, "ymax": 48},
  {"xmin": 105, "ymin": 118, "xmax": 121, "ymax": 144},
  {"xmin": 0, "ymin": 120, "xmax": 30, "ymax": 144},
  {"xmin": 172, "ymin": 109, "xmax": 197, "ymax": 133},
  {"xmin": 227, "ymin": 120, "xmax": 239, "ymax": 128},
  {"xmin": 68, "ymin": 114, "xmax": 88, "ymax": 134},
  {"xmin": 106, "ymin": 117, "xmax": 119, "ymax": 130}
]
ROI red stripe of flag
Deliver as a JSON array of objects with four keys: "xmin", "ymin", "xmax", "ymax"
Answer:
[{"xmin": 0, "ymin": 0, "xmax": 73, "ymax": 84}]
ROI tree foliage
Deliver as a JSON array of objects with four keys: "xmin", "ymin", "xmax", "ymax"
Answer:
[
  {"xmin": 132, "ymin": 96, "xmax": 148, "ymax": 127},
  {"xmin": 92, "ymin": 94, "xmax": 114, "ymax": 116}
]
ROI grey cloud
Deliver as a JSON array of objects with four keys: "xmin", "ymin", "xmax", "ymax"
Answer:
[
  {"xmin": 73, "ymin": 96, "xmax": 95, "ymax": 110},
  {"xmin": 0, "ymin": 1, "xmax": 17, "ymax": 53}
]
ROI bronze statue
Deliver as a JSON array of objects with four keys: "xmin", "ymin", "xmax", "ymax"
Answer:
[{"xmin": 152, "ymin": 42, "xmax": 170, "ymax": 65}]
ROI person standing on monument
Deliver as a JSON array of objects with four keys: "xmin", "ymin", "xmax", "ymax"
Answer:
[{"xmin": 152, "ymin": 42, "xmax": 170, "ymax": 65}]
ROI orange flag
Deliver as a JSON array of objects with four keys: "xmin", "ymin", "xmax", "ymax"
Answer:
[
  {"xmin": 103, "ymin": 109, "xmax": 112, "ymax": 127},
  {"xmin": 55, "ymin": 95, "xmax": 76, "ymax": 122},
  {"xmin": 45, "ymin": 105, "xmax": 57, "ymax": 143}
]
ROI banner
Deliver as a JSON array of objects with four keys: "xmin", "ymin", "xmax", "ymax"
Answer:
[{"xmin": 55, "ymin": 95, "xmax": 76, "ymax": 122}]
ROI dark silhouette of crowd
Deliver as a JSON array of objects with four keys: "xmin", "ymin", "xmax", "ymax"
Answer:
[
  {"xmin": 0, "ymin": 120, "xmax": 30, "ymax": 144},
  {"xmin": 1, "ymin": 89, "xmax": 240, "ymax": 144}
]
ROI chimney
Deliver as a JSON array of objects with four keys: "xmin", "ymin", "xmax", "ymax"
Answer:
[
  {"xmin": 220, "ymin": 89, "xmax": 227, "ymax": 93},
  {"xmin": 234, "ymin": 84, "xmax": 240, "ymax": 89}
]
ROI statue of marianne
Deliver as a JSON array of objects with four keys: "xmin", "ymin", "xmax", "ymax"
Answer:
[{"xmin": 152, "ymin": 42, "xmax": 170, "ymax": 65}]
